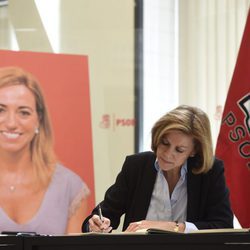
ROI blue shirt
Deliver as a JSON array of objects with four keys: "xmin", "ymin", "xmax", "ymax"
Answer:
[{"xmin": 146, "ymin": 160, "xmax": 198, "ymax": 233}]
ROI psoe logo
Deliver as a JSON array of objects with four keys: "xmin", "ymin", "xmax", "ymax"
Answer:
[
  {"xmin": 99, "ymin": 114, "xmax": 135, "ymax": 130},
  {"xmin": 222, "ymin": 93, "xmax": 250, "ymax": 168},
  {"xmin": 238, "ymin": 93, "xmax": 250, "ymax": 135},
  {"xmin": 99, "ymin": 114, "xmax": 111, "ymax": 129}
]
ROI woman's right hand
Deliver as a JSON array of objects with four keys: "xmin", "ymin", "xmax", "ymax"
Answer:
[{"xmin": 88, "ymin": 214, "xmax": 112, "ymax": 233}]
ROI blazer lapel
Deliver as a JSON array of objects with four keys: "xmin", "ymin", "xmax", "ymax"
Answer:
[
  {"xmin": 133, "ymin": 154, "xmax": 157, "ymax": 220},
  {"xmin": 187, "ymin": 159, "xmax": 202, "ymax": 221}
]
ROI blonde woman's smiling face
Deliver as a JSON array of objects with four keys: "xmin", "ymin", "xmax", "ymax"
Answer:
[
  {"xmin": 156, "ymin": 130, "xmax": 196, "ymax": 172},
  {"xmin": 0, "ymin": 85, "xmax": 39, "ymax": 154}
]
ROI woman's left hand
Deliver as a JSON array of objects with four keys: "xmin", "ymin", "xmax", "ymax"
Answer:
[{"xmin": 125, "ymin": 220, "xmax": 185, "ymax": 233}]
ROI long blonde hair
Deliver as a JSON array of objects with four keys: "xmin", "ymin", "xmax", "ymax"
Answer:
[
  {"xmin": 0, "ymin": 66, "xmax": 57, "ymax": 185},
  {"xmin": 151, "ymin": 105, "xmax": 214, "ymax": 174}
]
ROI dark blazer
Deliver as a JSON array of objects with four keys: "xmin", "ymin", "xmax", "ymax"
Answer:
[{"xmin": 82, "ymin": 151, "xmax": 233, "ymax": 232}]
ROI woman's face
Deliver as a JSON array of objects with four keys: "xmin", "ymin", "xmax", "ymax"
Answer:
[
  {"xmin": 0, "ymin": 85, "xmax": 39, "ymax": 154},
  {"xmin": 156, "ymin": 130, "xmax": 196, "ymax": 172}
]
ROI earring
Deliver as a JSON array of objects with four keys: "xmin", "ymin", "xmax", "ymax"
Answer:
[
  {"xmin": 35, "ymin": 128, "xmax": 39, "ymax": 134},
  {"xmin": 190, "ymin": 154, "xmax": 195, "ymax": 157}
]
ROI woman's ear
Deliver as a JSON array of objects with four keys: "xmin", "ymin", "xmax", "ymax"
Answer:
[{"xmin": 189, "ymin": 150, "xmax": 196, "ymax": 157}]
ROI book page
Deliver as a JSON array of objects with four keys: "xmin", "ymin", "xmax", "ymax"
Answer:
[
  {"xmin": 188, "ymin": 228, "xmax": 250, "ymax": 234},
  {"xmin": 144, "ymin": 228, "xmax": 250, "ymax": 234}
]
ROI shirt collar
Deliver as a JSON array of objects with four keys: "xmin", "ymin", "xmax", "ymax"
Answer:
[{"xmin": 154, "ymin": 159, "xmax": 188, "ymax": 180}]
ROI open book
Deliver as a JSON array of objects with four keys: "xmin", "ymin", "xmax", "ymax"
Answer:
[{"xmin": 137, "ymin": 228, "xmax": 250, "ymax": 234}]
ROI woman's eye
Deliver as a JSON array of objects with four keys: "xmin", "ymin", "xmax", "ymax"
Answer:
[
  {"xmin": 161, "ymin": 139, "xmax": 169, "ymax": 146},
  {"xmin": 176, "ymin": 148, "xmax": 185, "ymax": 153},
  {"xmin": 19, "ymin": 111, "xmax": 31, "ymax": 116},
  {"xmin": 0, "ymin": 108, "xmax": 6, "ymax": 114}
]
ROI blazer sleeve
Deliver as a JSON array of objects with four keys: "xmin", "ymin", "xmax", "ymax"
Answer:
[
  {"xmin": 82, "ymin": 152, "xmax": 156, "ymax": 232},
  {"xmin": 188, "ymin": 158, "xmax": 234, "ymax": 229},
  {"xmin": 82, "ymin": 153, "xmax": 142, "ymax": 232}
]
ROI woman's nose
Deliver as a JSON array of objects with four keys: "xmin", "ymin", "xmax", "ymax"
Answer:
[
  {"xmin": 4, "ymin": 113, "xmax": 17, "ymax": 128},
  {"xmin": 163, "ymin": 147, "xmax": 174, "ymax": 158}
]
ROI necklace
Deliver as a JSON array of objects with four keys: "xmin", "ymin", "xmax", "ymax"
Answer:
[
  {"xmin": 1, "ymin": 167, "xmax": 32, "ymax": 193},
  {"xmin": 9, "ymin": 185, "xmax": 16, "ymax": 192},
  {"xmin": 6, "ymin": 173, "xmax": 26, "ymax": 192}
]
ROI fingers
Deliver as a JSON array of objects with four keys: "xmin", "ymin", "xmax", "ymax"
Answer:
[
  {"xmin": 102, "ymin": 226, "xmax": 113, "ymax": 233},
  {"xmin": 88, "ymin": 214, "xmax": 112, "ymax": 233},
  {"xmin": 125, "ymin": 221, "xmax": 143, "ymax": 232}
]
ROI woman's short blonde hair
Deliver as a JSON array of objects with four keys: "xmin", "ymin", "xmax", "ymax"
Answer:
[
  {"xmin": 0, "ymin": 66, "xmax": 57, "ymax": 185},
  {"xmin": 151, "ymin": 105, "xmax": 214, "ymax": 174}
]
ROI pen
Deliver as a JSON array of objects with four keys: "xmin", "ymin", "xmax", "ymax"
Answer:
[{"xmin": 98, "ymin": 204, "xmax": 104, "ymax": 222}]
